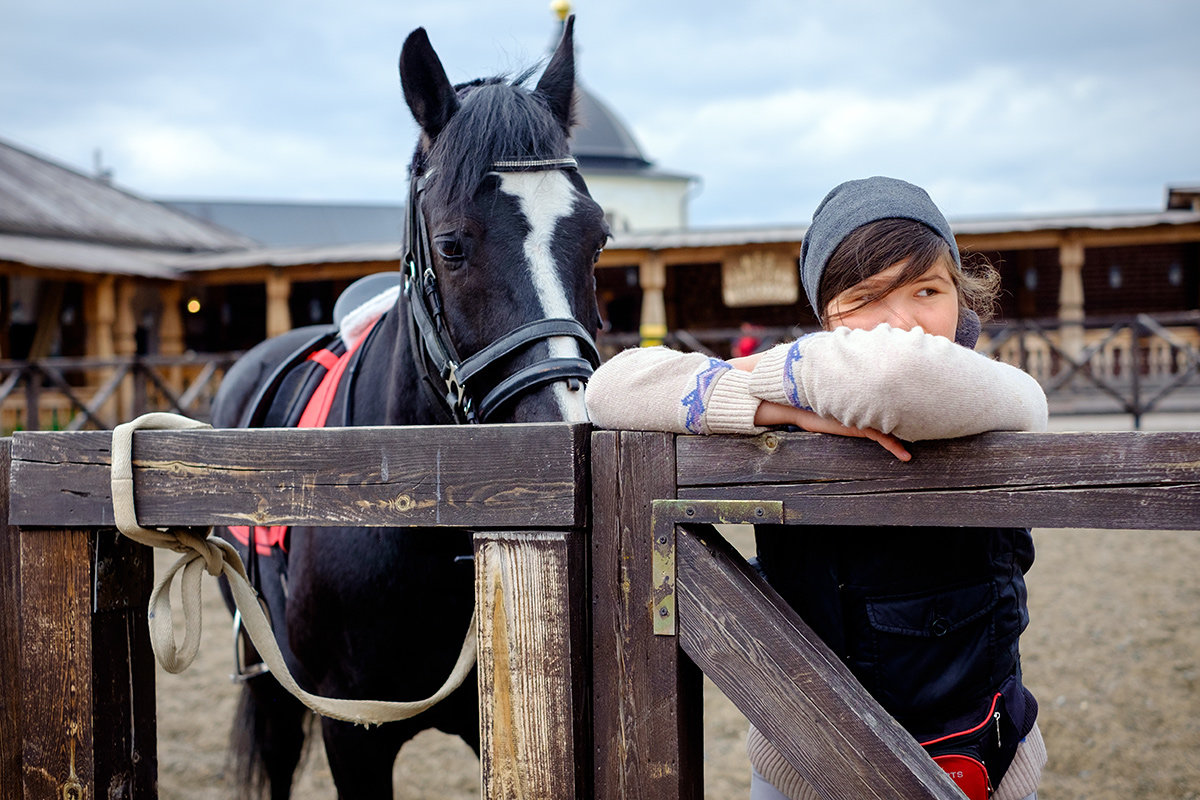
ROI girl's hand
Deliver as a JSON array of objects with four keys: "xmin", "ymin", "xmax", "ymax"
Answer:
[
  {"xmin": 753, "ymin": 401, "xmax": 912, "ymax": 462},
  {"xmin": 727, "ymin": 353, "xmax": 763, "ymax": 371}
]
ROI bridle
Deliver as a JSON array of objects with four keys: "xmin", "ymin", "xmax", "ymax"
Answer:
[{"xmin": 402, "ymin": 156, "xmax": 601, "ymax": 424}]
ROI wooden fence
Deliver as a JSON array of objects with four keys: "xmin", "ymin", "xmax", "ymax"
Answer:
[
  {"xmin": 2, "ymin": 424, "xmax": 1198, "ymax": 799},
  {"xmin": 5, "ymin": 312, "xmax": 1198, "ymax": 434},
  {"xmin": 0, "ymin": 353, "xmax": 238, "ymax": 433}
]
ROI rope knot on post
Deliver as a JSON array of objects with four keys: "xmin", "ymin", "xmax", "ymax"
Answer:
[
  {"xmin": 108, "ymin": 412, "xmax": 477, "ymax": 722},
  {"xmin": 111, "ymin": 413, "xmax": 232, "ymax": 673}
]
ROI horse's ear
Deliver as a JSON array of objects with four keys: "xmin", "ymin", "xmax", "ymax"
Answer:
[
  {"xmin": 399, "ymin": 27, "xmax": 460, "ymax": 140},
  {"xmin": 535, "ymin": 14, "xmax": 576, "ymax": 132}
]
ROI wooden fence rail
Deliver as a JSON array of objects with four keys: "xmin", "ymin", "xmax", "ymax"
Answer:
[
  {"xmin": 2, "ymin": 425, "xmax": 1199, "ymax": 799},
  {"xmin": 0, "ymin": 353, "xmax": 239, "ymax": 433}
]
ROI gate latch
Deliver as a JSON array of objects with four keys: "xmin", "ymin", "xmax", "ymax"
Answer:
[{"xmin": 650, "ymin": 499, "xmax": 784, "ymax": 635}]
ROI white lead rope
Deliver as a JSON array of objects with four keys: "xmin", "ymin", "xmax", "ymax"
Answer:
[{"xmin": 110, "ymin": 412, "xmax": 478, "ymax": 726}]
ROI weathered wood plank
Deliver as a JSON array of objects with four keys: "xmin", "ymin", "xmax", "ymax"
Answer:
[
  {"xmin": 678, "ymin": 484, "xmax": 1199, "ymax": 529},
  {"xmin": 677, "ymin": 430, "xmax": 1200, "ymax": 489},
  {"xmin": 10, "ymin": 423, "xmax": 588, "ymax": 529},
  {"xmin": 475, "ymin": 530, "xmax": 590, "ymax": 800},
  {"xmin": 90, "ymin": 532, "xmax": 157, "ymax": 798},
  {"xmin": 590, "ymin": 431, "xmax": 702, "ymax": 800},
  {"xmin": 675, "ymin": 525, "xmax": 962, "ymax": 800},
  {"xmin": 676, "ymin": 431, "xmax": 1200, "ymax": 529},
  {"xmin": 19, "ymin": 528, "xmax": 94, "ymax": 800},
  {"xmin": 0, "ymin": 440, "xmax": 22, "ymax": 800}
]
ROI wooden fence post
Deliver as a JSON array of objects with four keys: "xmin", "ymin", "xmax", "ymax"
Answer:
[
  {"xmin": 1, "ymin": 440, "xmax": 22, "ymax": 800},
  {"xmin": 475, "ymin": 530, "xmax": 591, "ymax": 799},
  {"xmin": 590, "ymin": 431, "xmax": 702, "ymax": 799},
  {"xmin": 5, "ymin": 452, "xmax": 156, "ymax": 800},
  {"xmin": 17, "ymin": 524, "xmax": 95, "ymax": 798}
]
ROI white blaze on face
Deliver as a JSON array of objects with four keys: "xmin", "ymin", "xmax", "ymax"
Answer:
[{"xmin": 496, "ymin": 170, "xmax": 590, "ymax": 422}]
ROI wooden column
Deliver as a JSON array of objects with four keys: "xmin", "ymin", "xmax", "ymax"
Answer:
[
  {"xmin": 158, "ymin": 282, "xmax": 185, "ymax": 393},
  {"xmin": 266, "ymin": 271, "xmax": 292, "ymax": 338},
  {"xmin": 1058, "ymin": 234, "xmax": 1086, "ymax": 358},
  {"xmin": 87, "ymin": 276, "xmax": 116, "ymax": 361},
  {"xmin": 638, "ymin": 255, "xmax": 667, "ymax": 347},
  {"xmin": 85, "ymin": 277, "xmax": 119, "ymax": 425},
  {"xmin": 475, "ymin": 530, "xmax": 591, "ymax": 799},
  {"xmin": 114, "ymin": 279, "xmax": 138, "ymax": 423},
  {"xmin": 591, "ymin": 431, "xmax": 701, "ymax": 800}
]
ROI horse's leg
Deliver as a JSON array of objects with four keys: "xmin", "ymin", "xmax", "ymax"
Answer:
[
  {"xmin": 320, "ymin": 719, "xmax": 407, "ymax": 800},
  {"xmin": 217, "ymin": 539, "xmax": 313, "ymax": 800},
  {"xmin": 287, "ymin": 524, "xmax": 477, "ymax": 796},
  {"xmin": 229, "ymin": 675, "xmax": 309, "ymax": 800}
]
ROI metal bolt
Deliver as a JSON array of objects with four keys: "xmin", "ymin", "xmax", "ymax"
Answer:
[
  {"xmin": 685, "ymin": 507, "xmax": 695, "ymax": 517},
  {"xmin": 659, "ymin": 606, "xmax": 669, "ymax": 617},
  {"xmin": 754, "ymin": 507, "xmax": 764, "ymax": 518},
  {"xmin": 657, "ymin": 535, "xmax": 668, "ymax": 545}
]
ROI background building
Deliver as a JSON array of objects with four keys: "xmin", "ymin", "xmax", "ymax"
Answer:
[{"xmin": 1, "ymin": 30, "xmax": 1198, "ymax": 429}]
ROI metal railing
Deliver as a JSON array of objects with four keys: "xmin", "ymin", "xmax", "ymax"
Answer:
[{"xmin": 6, "ymin": 312, "xmax": 1199, "ymax": 432}]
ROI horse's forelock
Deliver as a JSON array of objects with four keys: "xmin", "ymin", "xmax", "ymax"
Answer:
[{"xmin": 417, "ymin": 77, "xmax": 571, "ymax": 210}]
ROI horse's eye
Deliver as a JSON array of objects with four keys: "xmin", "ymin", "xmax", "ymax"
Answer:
[
  {"xmin": 434, "ymin": 235, "xmax": 465, "ymax": 265},
  {"xmin": 592, "ymin": 248, "xmax": 604, "ymax": 264}
]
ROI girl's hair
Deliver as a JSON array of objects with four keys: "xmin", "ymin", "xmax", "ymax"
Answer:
[{"xmin": 815, "ymin": 218, "xmax": 1000, "ymax": 325}]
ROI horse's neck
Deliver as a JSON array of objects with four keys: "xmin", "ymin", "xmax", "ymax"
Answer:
[{"xmin": 348, "ymin": 296, "xmax": 440, "ymax": 427}]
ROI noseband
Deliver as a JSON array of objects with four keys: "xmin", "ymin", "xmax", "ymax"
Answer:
[{"xmin": 403, "ymin": 156, "xmax": 601, "ymax": 424}]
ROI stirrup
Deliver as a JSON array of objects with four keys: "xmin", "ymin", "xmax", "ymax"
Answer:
[{"xmin": 231, "ymin": 608, "xmax": 270, "ymax": 683}]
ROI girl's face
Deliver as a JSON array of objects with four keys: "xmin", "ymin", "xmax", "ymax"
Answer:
[{"xmin": 823, "ymin": 256, "xmax": 960, "ymax": 340}]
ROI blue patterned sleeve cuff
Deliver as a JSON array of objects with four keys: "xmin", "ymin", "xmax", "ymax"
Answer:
[
  {"xmin": 748, "ymin": 336, "xmax": 816, "ymax": 410},
  {"xmin": 679, "ymin": 358, "xmax": 733, "ymax": 433}
]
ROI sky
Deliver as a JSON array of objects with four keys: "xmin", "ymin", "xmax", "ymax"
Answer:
[{"xmin": 3, "ymin": 0, "xmax": 1199, "ymax": 228}]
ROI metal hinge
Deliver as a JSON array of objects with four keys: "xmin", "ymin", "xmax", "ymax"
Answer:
[{"xmin": 649, "ymin": 499, "xmax": 784, "ymax": 635}]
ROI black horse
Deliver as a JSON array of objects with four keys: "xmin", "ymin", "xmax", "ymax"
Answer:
[{"xmin": 210, "ymin": 18, "xmax": 607, "ymax": 799}]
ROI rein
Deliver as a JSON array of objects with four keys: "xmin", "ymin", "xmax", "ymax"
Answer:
[{"xmin": 403, "ymin": 156, "xmax": 601, "ymax": 424}]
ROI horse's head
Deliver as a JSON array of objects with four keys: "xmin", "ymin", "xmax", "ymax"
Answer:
[{"xmin": 398, "ymin": 17, "xmax": 607, "ymax": 425}]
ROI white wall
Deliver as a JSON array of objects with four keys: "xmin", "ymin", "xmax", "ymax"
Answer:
[{"xmin": 583, "ymin": 173, "xmax": 692, "ymax": 232}]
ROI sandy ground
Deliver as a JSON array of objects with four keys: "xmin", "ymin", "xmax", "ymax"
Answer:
[{"xmin": 154, "ymin": 413, "xmax": 1200, "ymax": 799}]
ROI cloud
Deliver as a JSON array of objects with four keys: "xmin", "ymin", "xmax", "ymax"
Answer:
[
  {"xmin": 3, "ymin": 0, "xmax": 1197, "ymax": 220},
  {"xmin": 635, "ymin": 54, "xmax": 1200, "ymax": 224}
]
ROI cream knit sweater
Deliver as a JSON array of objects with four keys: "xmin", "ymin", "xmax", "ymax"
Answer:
[
  {"xmin": 586, "ymin": 324, "xmax": 1048, "ymax": 438},
  {"xmin": 585, "ymin": 324, "xmax": 1050, "ymax": 799}
]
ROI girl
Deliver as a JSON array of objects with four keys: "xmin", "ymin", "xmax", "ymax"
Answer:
[{"xmin": 586, "ymin": 176, "xmax": 1048, "ymax": 800}]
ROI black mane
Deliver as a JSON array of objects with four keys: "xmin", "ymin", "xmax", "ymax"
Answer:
[{"xmin": 413, "ymin": 69, "xmax": 573, "ymax": 209}]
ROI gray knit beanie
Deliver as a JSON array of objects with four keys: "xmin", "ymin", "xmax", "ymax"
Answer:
[
  {"xmin": 799, "ymin": 175, "xmax": 978, "ymax": 347},
  {"xmin": 800, "ymin": 176, "xmax": 961, "ymax": 316}
]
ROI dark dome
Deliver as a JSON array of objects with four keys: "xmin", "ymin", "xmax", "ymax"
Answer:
[{"xmin": 570, "ymin": 85, "xmax": 652, "ymax": 171}]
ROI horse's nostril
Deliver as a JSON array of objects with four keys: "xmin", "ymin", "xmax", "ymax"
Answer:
[{"xmin": 568, "ymin": 378, "xmax": 583, "ymax": 391}]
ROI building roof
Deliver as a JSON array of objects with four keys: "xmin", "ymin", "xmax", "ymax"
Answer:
[
  {"xmin": 161, "ymin": 199, "xmax": 405, "ymax": 248},
  {"xmin": 570, "ymin": 86, "xmax": 652, "ymax": 170},
  {"xmin": 568, "ymin": 85, "xmax": 697, "ymax": 186},
  {"xmin": 153, "ymin": 206, "xmax": 1200, "ymax": 275},
  {"xmin": 601, "ymin": 208, "xmax": 1200, "ymax": 252},
  {"xmin": 0, "ymin": 137, "xmax": 254, "ymax": 252},
  {"xmin": 0, "ymin": 233, "xmax": 183, "ymax": 278},
  {"xmin": 173, "ymin": 241, "xmax": 403, "ymax": 272}
]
